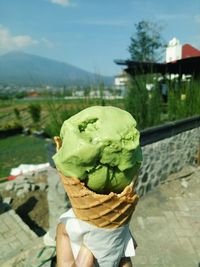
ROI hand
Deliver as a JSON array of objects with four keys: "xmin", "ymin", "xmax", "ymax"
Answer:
[
  {"xmin": 56, "ymin": 223, "xmax": 94, "ymax": 267},
  {"xmin": 76, "ymin": 245, "xmax": 94, "ymax": 267}
]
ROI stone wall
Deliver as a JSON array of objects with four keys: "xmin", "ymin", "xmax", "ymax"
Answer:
[{"xmin": 137, "ymin": 127, "xmax": 200, "ymax": 196}]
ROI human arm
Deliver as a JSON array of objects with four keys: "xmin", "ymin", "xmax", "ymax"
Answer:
[{"xmin": 56, "ymin": 222, "xmax": 94, "ymax": 267}]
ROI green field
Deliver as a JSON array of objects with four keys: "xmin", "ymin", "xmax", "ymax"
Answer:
[
  {"xmin": 0, "ymin": 80, "xmax": 199, "ymax": 179},
  {"xmin": 0, "ymin": 134, "xmax": 49, "ymax": 178},
  {"xmin": 0, "ymin": 97, "xmax": 124, "ymax": 135},
  {"xmin": 0, "ymin": 97, "xmax": 123, "ymax": 179}
]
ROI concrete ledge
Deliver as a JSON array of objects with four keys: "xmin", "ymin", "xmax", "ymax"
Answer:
[{"xmin": 141, "ymin": 115, "xmax": 200, "ymax": 146}]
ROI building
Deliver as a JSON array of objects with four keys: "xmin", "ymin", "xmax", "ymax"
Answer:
[
  {"xmin": 166, "ymin": 37, "xmax": 200, "ymax": 63},
  {"xmin": 115, "ymin": 38, "xmax": 200, "ymax": 78},
  {"xmin": 114, "ymin": 71, "xmax": 128, "ymax": 95},
  {"xmin": 166, "ymin": 38, "xmax": 182, "ymax": 62}
]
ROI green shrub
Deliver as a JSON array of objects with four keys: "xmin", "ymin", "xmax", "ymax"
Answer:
[
  {"xmin": 126, "ymin": 75, "xmax": 200, "ymax": 129},
  {"xmin": 125, "ymin": 75, "xmax": 162, "ymax": 129},
  {"xmin": 125, "ymin": 77, "xmax": 147, "ymax": 129},
  {"xmin": 147, "ymin": 85, "xmax": 162, "ymax": 126},
  {"xmin": 28, "ymin": 104, "xmax": 41, "ymax": 123},
  {"xmin": 44, "ymin": 101, "xmax": 83, "ymax": 137},
  {"xmin": 184, "ymin": 80, "xmax": 200, "ymax": 116},
  {"xmin": 168, "ymin": 79, "xmax": 200, "ymax": 121},
  {"xmin": 14, "ymin": 107, "xmax": 21, "ymax": 120}
]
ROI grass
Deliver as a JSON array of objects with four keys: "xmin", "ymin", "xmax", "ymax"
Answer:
[
  {"xmin": 125, "ymin": 76, "xmax": 200, "ymax": 130},
  {"xmin": 0, "ymin": 134, "xmax": 49, "ymax": 178},
  {"xmin": 0, "ymin": 97, "xmax": 124, "ymax": 132},
  {"xmin": 0, "ymin": 83, "xmax": 199, "ymax": 178}
]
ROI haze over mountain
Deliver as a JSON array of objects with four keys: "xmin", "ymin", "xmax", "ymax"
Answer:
[{"xmin": 0, "ymin": 51, "xmax": 113, "ymax": 87}]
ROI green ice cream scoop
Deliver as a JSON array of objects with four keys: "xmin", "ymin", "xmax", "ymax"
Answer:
[{"xmin": 53, "ymin": 106, "xmax": 142, "ymax": 193}]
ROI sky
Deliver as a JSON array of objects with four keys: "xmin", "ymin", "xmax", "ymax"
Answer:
[{"xmin": 0, "ymin": 0, "xmax": 200, "ymax": 76}]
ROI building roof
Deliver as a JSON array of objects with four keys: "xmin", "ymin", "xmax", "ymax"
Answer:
[
  {"xmin": 115, "ymin": 56, "xmax": 200, "ymax": 77},
  {"xmin": 182, "ymin": 44, "xmax": 200, "ymax": 59}
]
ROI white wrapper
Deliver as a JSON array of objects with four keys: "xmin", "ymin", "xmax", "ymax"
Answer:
[{"xmin": 59, "ymin": 209, "xmax": 136, "ymax": 267}]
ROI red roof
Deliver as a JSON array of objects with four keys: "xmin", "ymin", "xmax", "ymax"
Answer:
[{"xmin": 182, "ymin": 44, "xmax": 200, "ymax": 59}]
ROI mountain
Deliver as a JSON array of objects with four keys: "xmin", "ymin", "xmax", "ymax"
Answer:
[{"xmin": 0, "ymin": 51, "xmax": 113, "ymax": 87}]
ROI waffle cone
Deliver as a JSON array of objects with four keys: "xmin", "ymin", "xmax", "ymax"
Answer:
[{"xmin": 54, "ymin": 136, "xmax": 139, "ymax": 229}]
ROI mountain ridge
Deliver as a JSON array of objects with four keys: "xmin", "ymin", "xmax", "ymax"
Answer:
[{"xmin": 0, "ymin": 51, "xmax": 113, "ymax": 87}]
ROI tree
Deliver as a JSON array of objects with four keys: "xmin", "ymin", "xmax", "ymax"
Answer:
[{"xmin": 128, "ymin": 20, "xmax": 165, "ymax": 62}]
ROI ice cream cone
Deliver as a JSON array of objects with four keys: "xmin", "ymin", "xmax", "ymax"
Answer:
[{"xmin": 54, "ymin": 136, "xmax": 139, "ymax": 229}]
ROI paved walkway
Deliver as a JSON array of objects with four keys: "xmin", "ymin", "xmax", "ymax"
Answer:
[
  {"xmin": 0, "ymin": 209, "xmax": 40, "ymax": 266},
  {"xmin": 0, "ymin": 165, "xmax": 199, "ymax": 266},
  {"xmin": 130, "ymin": 165, "xmax": 200, "ymax": 267},
  {"xmin": 0, "ymin": 209, "xmax": 56, "ymax": 267}
]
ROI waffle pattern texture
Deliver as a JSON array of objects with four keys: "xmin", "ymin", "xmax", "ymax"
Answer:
[{"xmin": 54, "ymin": 136, "xmax": 139, "ymax": 229}]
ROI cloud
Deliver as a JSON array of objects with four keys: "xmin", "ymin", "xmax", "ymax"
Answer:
[
  {"xmin": 41, "ymin": 37, "xmax": 55, "ymax": 48},
  {"xmin": 49, "ymin": 0, "xmax": 71, "ymax": 7},
  {"xmin": 0, "ymin": 25, "xmax": 38, "ymax": 52}
]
